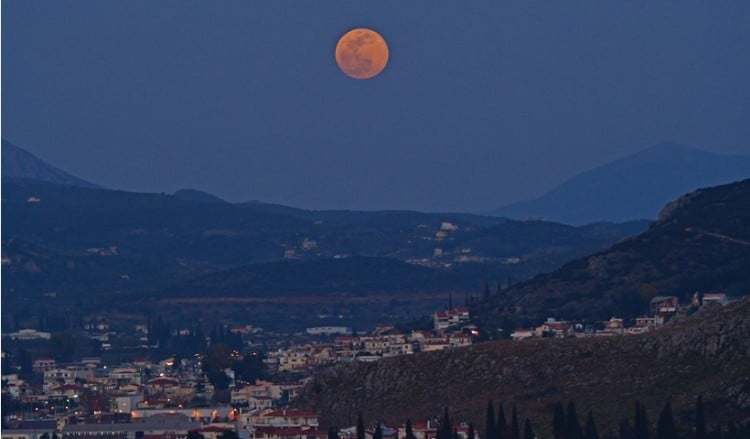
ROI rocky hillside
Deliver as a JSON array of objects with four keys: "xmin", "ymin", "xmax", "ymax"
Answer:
[
  {"xmin": 478, "ymin": 178, "xmax": 750, "ymax": 325},
  {"xmin": 294, "ymin": 298, "xmax": 750, "ymax": 437}
]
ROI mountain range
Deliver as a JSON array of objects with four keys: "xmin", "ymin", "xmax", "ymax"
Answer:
[
  {"xmin": 491, "ymin": 142, "xmax": 750, "ymax": 224},
  {"xmin": 0, "ymin": 140, "xmax": 653, "ymax": 333}
]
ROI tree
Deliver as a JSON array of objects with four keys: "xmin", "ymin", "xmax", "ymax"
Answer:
[
  {"xmin": 48, "ymin": 333, "xmax": 77, "ymax": 363},
  {"xmin": 440, "ymin": 407, "xmax": 453, "ymax": 439},
  {"xmin": 566, "ymin": 402, "xmax": 583, "ymax": 439},
  {"xmin": 510, "ymin": 405, "xmax": 520, "ymax": 439},
  {"xmin": 234, "ymin": 351, "xmax": 264, "ymax": 384},
  {"xmin": 79, "ymin": 388, "xmax": 111, "ymax": 413},
  {"xmin": 357, "ymin": 414, "xmax": 365, "ymax": 439},
  {"xmin": 187, "ymin": 431, "xmax": 205, "ymax": 439},
  {"xmin": 329, "ymin": 426, "xmax": 339, "ymax": 439},
  {"xmin": 523, "ymin": 419, "xmax": 535, "ymax": 439},
  {"xmin": 552, "ymin": 401, "xmax": 566, "ymax": 439},
  {"xmin": 486, "ymin": 400, "xmax": 497, "ymax": 439},
  {"xmin": 634, "ymin": 401, "xmax": 649, "ymax": 439},
  {"xmin": 483, "ymin": 280, "xmax": 491, "ymax": 300},
  {"xmin": 406, "ymin": 419, "xmax": 417, "ymax": 439},
  {"xmin": 584, "ymin": 411, "xmax": 598, "ymax": 439},
  {"xmin": 202, "ymin": 343, "xmax": 234, "ymax": 390},
  {"xmin": 695, "ymin": 395, "xmax": 706, "ymax": 439},
  {"xmin": 497, "ymin": 402, "xmax": 508, "ymax": 439},
  {"xmin": 374, "ymin": 424, "xmax": 383, "ymax": 439},
  {"xmin": 656, "ymin": 401, "xmax": 675, "ymax": 439},
  {"xmin": 467, "ymin": 422, "xmax": 476, "ymax": 439},
  {"xmin": 40, "ymin": 433, "xmax": 50, "ymax": 439},
  {"xmin": 618, "ymin": 418, "xmax": 633, "ymax": 439},
  {"xmin": 218, "ymin": 431, "xmax": 239, "ymax": 439}
]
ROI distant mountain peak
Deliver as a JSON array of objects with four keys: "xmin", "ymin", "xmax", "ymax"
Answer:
[
  {"xmin": 491, "ymin": 142, "xmax": 750, "ymax": 224},
  {"xmin": 1, "ymin": 139, "xmax": 100, "ymax": 188}
]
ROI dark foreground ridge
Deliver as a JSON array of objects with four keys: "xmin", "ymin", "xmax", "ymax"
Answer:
[{"xmin": 294, "ymin": 297, "xmax": 750, "ymax": 437}]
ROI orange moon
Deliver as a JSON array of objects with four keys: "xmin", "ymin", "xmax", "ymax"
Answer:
[{"xmin": 335, "ymin": 28, "xmax": 389, "ymax": 79}]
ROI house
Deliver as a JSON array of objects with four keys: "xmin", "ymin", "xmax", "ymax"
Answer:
[
  {"xmin": 397, "ymin": 421, "xmax": 438, "ymax": 439},
  {"xmin": 61, "ymin": 414, "xmax": 201, "ymax": 439},
  {"xmin": 448, "ymin": 333, "xmax": 472, "ymax": 347},
  {"xmin": 535, "ymin": 318, "xmax": 572, "ymax": 337},
  {"xmin": 190, "ymin": 424, "xmax": 237, "ymax": 439},
  {"xmin": 6, "ymin": 329, "xmax": 52, "ymax": 341},
  {"xmin": 510, "ymin": 328, "xmax": 534, "ymax": 341},
  {"xmin": 433, "ymin": 307, "xmax": 470, "ymax": 332},
  {"xmin": 248, "ymin": 409, "xmax": 319, "ymax": 428},
  {"xmin": 650, "ymin": 296, "xmax": 679, "ymax": 317},
  {"xmin": 306, "ymin": 326, "xmax": 353, "ymax": 336},
  {"xmin": 32, "ymin": 358, "xmax": 56, "ymax": 373},
  {"xmin": 702, "ymin": 293, "xmax": 728, "ymax": 306},
  {"xmin": 252, "ymin": 426, "xmax": 327, "ymax": 439},
  {"xmin": 2, "ymin": 420, "xmax": 57, "ymax": 439}
]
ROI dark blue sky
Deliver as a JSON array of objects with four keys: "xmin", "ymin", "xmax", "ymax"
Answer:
[{"xmin": 3, "ymin": 1, "xmax": 749, "ymax": 211}]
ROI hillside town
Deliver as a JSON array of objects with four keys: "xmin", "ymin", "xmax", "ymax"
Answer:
[
  {"xmin": 1, "ymin": 303, "xmax": 478, "ymax": 439},
  {"xmin": 3, "ymin": 291, "xmax": 731, "ymax": 439},
  {"xmin": 510, "ymin": 292, "xmax": 729, "ymax": 340}
]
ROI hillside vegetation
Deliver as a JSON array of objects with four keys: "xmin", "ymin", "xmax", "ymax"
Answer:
[
  {"xmin": 295, "ymin": 298, "xmax": 750, "ymax": 437},
  {"xmin": 476, "ymin": 178, "xmax": 750, "ymax": 326}
]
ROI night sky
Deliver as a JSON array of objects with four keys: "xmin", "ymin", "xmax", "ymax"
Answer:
[{"xmin": 3, "ymin": 2, "xmax": 749, "ymax": 211}]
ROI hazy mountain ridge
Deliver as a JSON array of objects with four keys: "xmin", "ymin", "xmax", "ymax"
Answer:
[
  {"xmin": 1, "ymin": 139, "xmax": 100, "ymax": 188},
  {"xmin": 295, "ymin": 297, "xmax": 750, "ymax": 437},
  {"xmin": 2, "ymin": 179, "xmax": 646, "ymax": 302},
  {"xmin": 492, "ymin": 142, "xmax": 750, "ymax": 224},
  {"xmin": 476, "ymin": 178, "xmax": 750, "ymax": 325}
]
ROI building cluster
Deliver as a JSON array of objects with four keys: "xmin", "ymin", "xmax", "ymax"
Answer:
[
  {"xmin": 510, "ymin": 292, "xmax": 729, "ymax": 340},
  {"xmin": 261, "ymin": 309, "xmax": 474, "ymax": 373},
  {"xmin": 265, "ymin": 329, "xmax": 472, "ymax": 373},
  {"xmin": 1, "ymin": 353, "xmax": 318, "ymax": 439}
]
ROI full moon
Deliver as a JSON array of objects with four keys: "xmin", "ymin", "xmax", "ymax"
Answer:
[{"xmin": 335, "ymin": 28, "xmax": 389, "ymax": 79}]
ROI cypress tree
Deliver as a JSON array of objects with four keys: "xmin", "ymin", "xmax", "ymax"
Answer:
[
  {"xmin": 695, "ymin": 395, "xmax": 706, "ymax": 439},
  {"xmin": 566, "ymin": 402, "xmax": 583, "ymax": 439},
  {"xmin": 406, "ymin": 419, "xmax": 416, "ymax": 439},
  {"xmin": 486, "ymin": 400, "xmax": 497, "ymax": 439},
  {"xmin": 552, "ymin": 401, "xmax": 566, "ymax": 439},
  {"xmin": 523, "ymin": 419, "xmax": 535, "ymax": 439},
  {"xmin": 374, "ymin": 424, "xmax": 383, "ymax": 439},
  {"xmin": 726, "ymin": 420, "xmax": 738, "ymax": 439},
  {"xmin": 440, "ymin": 407, "xmax": 453, "ymax": 439},
  {"xmin": 510, "ymin": 405, "xmax": 520, "ymax": 439},
  {"xmin": 618, "ymin": 418, "xmax": 633, "ymax": 439},
  {"xmin": 467, "ymin": 422, "xmax": 476, "ymax": 439},
  {"xmin": 497, "ymin": 402, "xmax": 508, "ymax": 439},
  {"xmin": 634, "ymin": 401, "xmax": 649, "ymax": 439},
  {"xmin": 584, "ymin": 411, "xmax": 598, "ymax": 439},
  {"xmin": 657, "ymin": 401, "xmax": 675, "ymax": 439},
  {"xmin": 483, "ymin": 280, "xmax": 491, "ymax": 300},
  {"xmin": 328, "ymin": 426, "xmax": 339, "ymax": 439},
  {"xmin": 357, "ymin": 414, "xmax": 365, "ymax": 439}
]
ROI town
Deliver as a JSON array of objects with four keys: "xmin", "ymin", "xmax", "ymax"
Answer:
[{"xmin": 2, "ymin": 290, "xmax": 730, "ymax": 439}]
